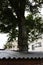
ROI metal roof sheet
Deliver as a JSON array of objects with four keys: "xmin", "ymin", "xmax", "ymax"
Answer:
[{"xmin": 0, "ymin": 50, "xmax": 43, "ymax": 59}]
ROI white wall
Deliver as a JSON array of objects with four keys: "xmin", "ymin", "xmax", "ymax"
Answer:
[{"xmin": 29, "ymin": 38, "xmax": 43, "ymax": 52}]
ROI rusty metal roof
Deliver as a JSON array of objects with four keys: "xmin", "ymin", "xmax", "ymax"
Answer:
[{"xmin": 0, "ymin": 50, "xmax": 43, "ymax": 59}]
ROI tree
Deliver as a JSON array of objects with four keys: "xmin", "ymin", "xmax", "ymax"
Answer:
[
  {"xmin": 4, "ymin": 40, "xmax": 18, "ymax": 49},
  {"xmin": 0, "ymin": 0, "xmax": 43, "ymax": 51},
  {"xmin": 4, "ymin": 42, "xmax": 13, "ymax": 49},
  {"xmin": 26, "ymin": 14, "xmax": 43, "ymax": 42}
]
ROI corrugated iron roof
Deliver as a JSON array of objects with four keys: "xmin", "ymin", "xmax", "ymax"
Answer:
[{"xmin": 0, "ymin": 50, "xmax": 43, "ymax": 59}]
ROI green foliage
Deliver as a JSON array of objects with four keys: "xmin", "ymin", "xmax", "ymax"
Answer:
[
  {"xmin": 4, "ymin": 42, "xmax": 13, "ymax": 49},
  {"xmin": 0, "ymin": 0, "xmax": 43, "ymax": 49},
  {"xmin": 26, "ymin": 14, "xmax": 43, "ymax": 42},
  {"xmin": 0, "ymin": 0, "xmax": 18, "ymax": 41}
]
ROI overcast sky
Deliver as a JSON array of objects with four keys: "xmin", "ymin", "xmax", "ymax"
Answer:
[{"xmin": 0, "ymin": 7, "xmax": 43, "ymax": 49}]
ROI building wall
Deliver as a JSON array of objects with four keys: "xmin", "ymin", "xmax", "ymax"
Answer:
[
  {"xmin": 29, "ymin": 38, "xmax": 43, "ymax": 52},
  {"xmin": 0, "ymin": 58, "xmax": 43, "ymax": 65}
]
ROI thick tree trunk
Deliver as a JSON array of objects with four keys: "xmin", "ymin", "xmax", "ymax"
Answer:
[{"xmin": 18, "ymin": 17, "xmax": 28, "ymax": 52}]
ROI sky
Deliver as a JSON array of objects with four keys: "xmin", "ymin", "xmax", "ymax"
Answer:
[{"xmin": 0, "ymin": 5, "xmax": 43, "ymax": 49}]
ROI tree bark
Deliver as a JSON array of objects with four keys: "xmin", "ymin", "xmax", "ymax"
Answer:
[
  {"xmin": 18, "ymin": 17, "xmax": 28, "ymax": 52},
  {"xmin": 9, "ymin": 0, "xmax": 28, "ymax": 51}
]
